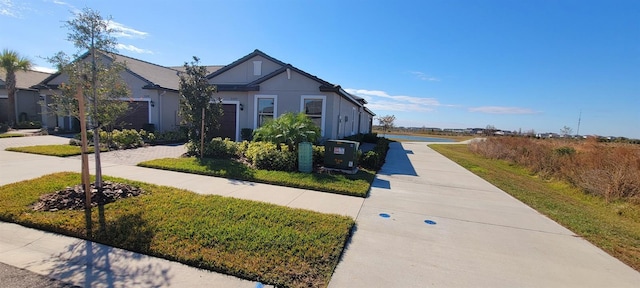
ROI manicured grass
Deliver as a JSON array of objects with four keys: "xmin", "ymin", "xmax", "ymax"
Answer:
[
  {"xmin": 5, "ymin": 145, "xmax": 106, "ymax": 157},
  {"xmin": 430, "ymin": 144, "xmax": 640, "ymax": 272},
  {"xmin": 0, "ymin": 133, "xmax": 24, "ymax": 138},
  {"xmin": 138, "ymin": 157, "xmax": 374, "ymax": 197},
  {"xmin": 0, "ymin": 172, "xmax": 354, "ymax": 287}
]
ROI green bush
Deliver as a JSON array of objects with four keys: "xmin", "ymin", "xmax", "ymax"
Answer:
[
  {"xmin": 244, "ymin": 141, "xmax": 296, "ymax": 171},
  {"xmin": 150, "ymin": 130, "xmax": 187, "ymax": 143},
  {"xmin": 312, "ymin": 145, "xmax": 325, "ymax": 166},
  {"xmin": 241, "ymin": 128, "xmax": 253, "ymax": 141},
  {"xmin": 111, "ymin": 129, "xmax": 144, "ymax": 149},
  {"xmin": 254, "ymin": 148, "xmax": 297, "ymax": 172},
  {"xmin": 15, "ymin": 121, "xmax": 41, "ymax": 129},
  {"xmin": 202, "ymin": 137, "xmax": 238, "ymax": 158},
  {"xmin": 0, "ymin": 123, "xmax": 8, "ymax": 133},
  {"xmin": 362, "ymin": 133, "xmax": 379, "ymax": 143},
  {"xmin": 359, "ymin": 138, "xmax": 390, "ymax": 171}
]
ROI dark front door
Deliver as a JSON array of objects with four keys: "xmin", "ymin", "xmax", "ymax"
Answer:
[
  {"xmin": 212, "ymin": 104, "xmax": 237, "ymax": 140},
  {"xmin": 115, "ymin": 101, "xmax": 149, "ymax": 130}
]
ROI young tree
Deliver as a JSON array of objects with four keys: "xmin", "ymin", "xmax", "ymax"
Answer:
[
  {"xmin": 0, "ymin": 49, "xmax": 32, "ymax": 126},
  {"xmin": 179, "ymin": 56, "xmax": 222, "ymax": 157},
  {"xmin": 377, "ymin": 115, "xmax": 396, "ymax": 136},
  {"xmin": 47, "ymin": 8, "xmax": 130, "ymax": 191}
]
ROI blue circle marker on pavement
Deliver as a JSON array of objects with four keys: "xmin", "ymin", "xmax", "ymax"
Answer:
[
  {"xmin": 379, "ymin": 213, "xmax": 391, "ymax": 218},
  {"xmin": 424, "ymin": 220, "xmax": 437, "ymax": 225},
  {"xmin": 256, "ymin": 282, "xmax": 264, "ymax": 288}
]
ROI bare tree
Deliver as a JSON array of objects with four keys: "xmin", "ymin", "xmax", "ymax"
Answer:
[
  {"xmin": 560, "ymin": 126, "xmax": 573, "ymax": 137},
  {"xmin": 377, "ymin": 115, "xmax": 396, "ymax": 136}
]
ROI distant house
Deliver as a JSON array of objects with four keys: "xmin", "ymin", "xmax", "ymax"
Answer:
[
  {"xmin": 33, "ymin": 49, "xmax": 375, "ymax": 139},
  {"xmin": 206, "ymin": 49, "xmax": 375, "ymax": 141},
  {"xmin": 1, "ymin": 70, "xmax": 52, "ymax": 124},
  {"xmin": 36, "ymin": 51, "xmax": 185, "ymax": 132}
]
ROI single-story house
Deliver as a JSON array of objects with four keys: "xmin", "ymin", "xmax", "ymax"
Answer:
[
  {"xmin": 36, "ymin": 51, "xmax": 186, "ymax": 132},
  {"xmin": 207, "ymin": 49, "xmax": 375, "ymax": 141},
  {"xmin": 34, "ymin": 49, "xmax": 375, "ymax": 140},
  {"xmin": 1, "ymin": 70, "xmax": 52, "ymax": 124}
]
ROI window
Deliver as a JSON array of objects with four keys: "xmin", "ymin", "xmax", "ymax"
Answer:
[
  {"xmin": 301, "ymin": 95, "xmax": 326, "ymax": 136},
  {"xmin": 255, "ymin": 95, "xmax": 277, "ymax": 128}
]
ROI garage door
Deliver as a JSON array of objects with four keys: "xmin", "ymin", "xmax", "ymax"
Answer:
[
  {"xmin": 115, "ymin": 101, "xmax": 149, "ymax": 130},
  {"xmin": 212, "ymin": 104, "xmax": 237, "ymax": 140}
]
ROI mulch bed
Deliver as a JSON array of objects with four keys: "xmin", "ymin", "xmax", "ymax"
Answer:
[{"xmin": 31, "ymin": 181, "xmax": 143, "ymax": 212}]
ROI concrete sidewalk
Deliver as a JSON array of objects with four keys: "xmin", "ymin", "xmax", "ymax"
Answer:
[{"xmin": 329, "ymin": 141, "xmax": 640, "ymax": 287}]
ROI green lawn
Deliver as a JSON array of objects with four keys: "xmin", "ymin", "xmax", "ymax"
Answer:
[
  {"xmin": 0, "ymin": 133, "xmax": 24, "ymax": 138},
  {"xmin": 430, "ymin": 144, "xmax": 640, "ymax": 272},
  {"xmin": 138, "ymin": 157, "xmax": 374, "ymax": 197},
  {"xmin": 5, "ymin": 145, "xmax": 105, "ymax": 157},
  {"xmin": 0, "ymin": 172, "xmax": 354, "ymax": 287}
]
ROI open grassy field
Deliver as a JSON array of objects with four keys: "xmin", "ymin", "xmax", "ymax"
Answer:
[
  {"xmin": 430, "ymin": 143, "xmax": 640, "ymax": 272},
  {"xmin": 0, "ymin": 172, "xmax": 354, "ymax": 287}
]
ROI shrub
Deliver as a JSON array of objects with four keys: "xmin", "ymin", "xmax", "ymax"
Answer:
[
  {"xmin": 244, "ymin": 141, "xmax": 296, "ymax": 171},
  {"xmin": 312, "ymin": 145, "xmax": 325, "ymax": 166},
  {"xmin": 245, "ymin": 141, "xmax": 278, "ymax": 164},
  {"xmin": 15, "ymin": 121, "xmax": 41, "ymax": 129},
  {"xmin": 254, "ymin": 148, "xmax": 297, "ymax": 172},
  {"xmin": 362, "ymin": 133, "xmax": 379, "ymax": 143},
  {"xmin": 0, "ymin": 123, "xmax": 8, "ymax": 132},
  {"xmin": 201, "ymin": 137, "xmax": 237, "ymax": 158},
  {"xmin": 359, "ymin": 137, "xmax": 390, "ymax": 171},
  {"xmin": 241, "ymin": 128, "xmax": 253, "ymax": 141},
  {"xmin": 111, "ymin": 129, "xmax": 144, "ymax": 149}
]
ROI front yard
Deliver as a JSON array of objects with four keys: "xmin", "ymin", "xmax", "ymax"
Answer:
[{"xmin": 0, "ymin": 172, "xmax": 354, "ymax": 287}]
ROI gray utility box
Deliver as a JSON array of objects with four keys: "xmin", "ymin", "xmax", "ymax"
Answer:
[{"xmin": 324, "ymin": 140, "xmax": 359, "ymax": 170}]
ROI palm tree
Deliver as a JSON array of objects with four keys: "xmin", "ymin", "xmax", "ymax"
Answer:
[{"xmin": 0, "ymin": 49, "xmax": 33, "ymax": 126}]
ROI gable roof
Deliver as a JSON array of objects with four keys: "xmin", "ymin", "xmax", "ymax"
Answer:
[
  {"xmin": 209, "ymin": 49, "xmax": 369, "ymax": 107},
  {"xmin": 172, "ymin": 65, "xmax": 225, "ymax": 75},
  {"xmin": 206, "ymin": 49, "xmax": 287, "ymax": 80},
  {"xmin": 1, "ymin": 70, "xmax": 52, "ymax": 91},
  {"xmin": 36, "ymin": 51, "xmax": 182, "ymax": 91}
]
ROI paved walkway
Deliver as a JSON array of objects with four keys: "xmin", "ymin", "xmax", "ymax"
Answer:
[{"xmin": 1, "ymin": 136, "xmax": 639, "ymax": 287}]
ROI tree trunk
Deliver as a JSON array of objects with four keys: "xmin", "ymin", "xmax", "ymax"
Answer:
[{"xmin": 6, "ymin": 72, "xmax": 17, "ymax": 127}]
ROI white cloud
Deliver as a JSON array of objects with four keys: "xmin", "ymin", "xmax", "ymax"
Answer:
[
  {"xmin": 33, "ymin": 66, "xmax": 57, "ymax": 73},
  {"xmin": 468, "ymin": 106, "xmax": 538, "ymax": 114},
  {"xmin": 108, "ymin": 21, "xmax": 149, "ymax": 39},
  {"xmin": 411, "ymin": 71, "xmax": 440, "ymax": 82},
  {"xmin": 346, "ymin": 88, "xmax": 442, "ymax": 113},
  {"xmin": 116, "ymin": 44, "xmax": 153, "ymax": 54},
  {"xmin": 1, "ymin": 0, "xmax": 19, "ymax": 17}
]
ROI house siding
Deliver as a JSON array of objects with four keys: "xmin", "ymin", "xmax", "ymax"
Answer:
[{"xmin": 210, "ymin": 56, "xmax": 282, "ymax": 84}]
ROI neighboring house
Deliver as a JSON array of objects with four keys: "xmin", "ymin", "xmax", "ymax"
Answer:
[
  {"xmin": 35, "ymin": 51, "xmax": 185, "ymax": 132},
  {"xmin": 207, "ymin": 49, "xmax": 375, "ymax": 141},
  {"xmin": 0, "ymin": 70, "xmax": 52, "ymax": 124}
]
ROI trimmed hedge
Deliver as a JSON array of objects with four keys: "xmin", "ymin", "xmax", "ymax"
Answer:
[{"xmin": 359, "ymin": 137, "xmax": 391, "ymax": 171}]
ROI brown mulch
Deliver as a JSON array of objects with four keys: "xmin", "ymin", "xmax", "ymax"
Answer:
[{"xmin": 31, "ymin": 181, "xmax": 143, "ymax": 212}]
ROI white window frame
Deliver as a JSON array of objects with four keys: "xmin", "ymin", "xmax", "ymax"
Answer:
[
  {"xmin": 254, "ymin": 94, "xmax": 277, "ymax": 129},
  {"xmin": 300, "ymin": 95, "xmax": 326, "ymax": 137}
]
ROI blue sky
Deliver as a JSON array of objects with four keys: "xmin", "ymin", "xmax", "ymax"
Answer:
[{"xmin": 2, "ymin": 0, "xmax": 639, "ymax": 138}]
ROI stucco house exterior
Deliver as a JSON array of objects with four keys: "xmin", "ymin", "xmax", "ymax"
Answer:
[
  {"xmin": 33, "ymin": 49, "xmax": 375, "ymax": 140},
  {"xmin": 207, "ymin": 49, "xmax": 375, "ymax": 141},
  {"xmin": 36, "ymin": 51, "xmax": 185, "ymax": 132},
  {"xmin": 1, "ymin": 70, "xmax": 52, "ymax": 124}
]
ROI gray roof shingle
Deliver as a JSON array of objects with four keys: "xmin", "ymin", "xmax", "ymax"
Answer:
[{"xmin": 1, "ymin": 70, "xmax": 52, "ymax": 91}]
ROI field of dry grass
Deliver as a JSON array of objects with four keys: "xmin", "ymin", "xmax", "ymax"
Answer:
[{"xmin": 468, "ymin": 137, "xmax": 640, "ymax": 203}]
